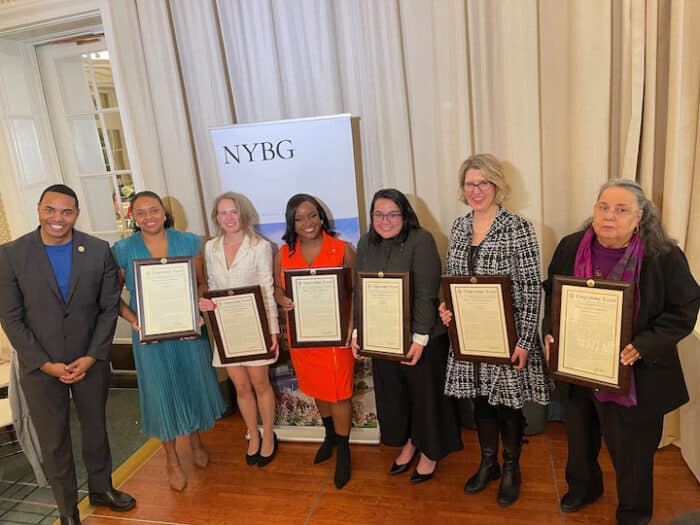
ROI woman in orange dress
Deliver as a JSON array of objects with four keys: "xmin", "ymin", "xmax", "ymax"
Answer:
[{"xmin": 273, "ymin": 194, "xmax": 356, "ymax": 489}]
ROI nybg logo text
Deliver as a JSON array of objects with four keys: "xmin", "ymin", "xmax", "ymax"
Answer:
[{"xmin": 223, "ymin": 140, "xmax": 295, "ymax": 164}]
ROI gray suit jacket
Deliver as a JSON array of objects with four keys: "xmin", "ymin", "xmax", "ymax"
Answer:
[{"xmin": 0, "ymin": 228, "xmax": 120, "ymax": 374}]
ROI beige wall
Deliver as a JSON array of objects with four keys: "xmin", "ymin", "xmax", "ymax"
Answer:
[
  {"xmin": 0, "ymin": 194, "xmax": 10, "ymax": 244},
  {"xmin": 0, "ymin": 195, "xmax": 12, "ymax": 360}
]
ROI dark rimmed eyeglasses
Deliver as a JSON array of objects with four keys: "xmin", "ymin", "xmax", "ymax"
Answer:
[
  {"xmin": 464, "ymin": 180, "xmax": 493, "ymax": 192},
  {"xmin": 372, "ymin": 212, "xmax": 402, "ymax": 222}
]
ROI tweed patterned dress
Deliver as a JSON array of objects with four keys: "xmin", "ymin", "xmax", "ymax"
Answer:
[{"xmin": 443, "ymin": 207, "xmax": 550, "ymax": 408}]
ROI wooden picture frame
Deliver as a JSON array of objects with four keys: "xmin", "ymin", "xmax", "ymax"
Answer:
[
  {"xmin": 284, "ymin": 267, "xmax": 352, "ymax": 348},
  {"xmin": 550, "ymin": 276, "xmax": 634, "ymax": 394},
  {"xmin": 203, "ymin": 286, "xmax": 275, "ymax": 364},
  {"xmin": 441, "ymin": 275, "xmax": 517, "ymax": 364},
  {"xmin": 133, "ymin": 256, "xmax": 200, "ymax": 343},
  {"xmin": 356, "ymin": 271, "xmax": 411, "ymax": 361}
]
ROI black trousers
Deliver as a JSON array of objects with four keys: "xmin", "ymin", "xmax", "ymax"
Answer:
[
  {"xmin": 372, "ymin": 334, "xmax": 463, "ymax": 460},
  {"xmin": 20, "ymin": 360, "xmax": 113, "ymax": 516},
  {"xmin": 566, "ymin": 385, "xmax": 663, "ymax": 525}
]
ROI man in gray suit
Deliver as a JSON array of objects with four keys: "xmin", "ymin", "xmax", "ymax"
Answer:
[{"xmin": 0, "ymin": 184, "xmax": 136, "ymax": 524}]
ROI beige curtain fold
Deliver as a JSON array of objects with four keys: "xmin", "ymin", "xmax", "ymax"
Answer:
[
  {"xmin": 182, "ymin": 0, "xmax": 700, "ymax": 477},
  {"xmin": 539, "ymin": 0, "xmax": 613, "ymax": 264},
  {"xmin": 609, "ymin": 0, "xmax": 700, "ymax": 459},
  {"xmin": 657, "ymin": 0, "xmax": 700, "ymax": 460}
]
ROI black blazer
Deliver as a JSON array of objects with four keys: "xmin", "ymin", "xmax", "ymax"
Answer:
[
  {"xmin": 354, "ymin": 228, "xmax": 444, "ymax": 338},
  {"xmin": 542, "ymin": 230, "xmax": 700, "ymax": 417},
  {"xmin": 0, "ymin": 228, "xmax": 120, "ymax": 373}
]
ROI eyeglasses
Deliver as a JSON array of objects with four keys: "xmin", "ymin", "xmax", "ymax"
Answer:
[
  {"xmin": 464, "ymin": 180, "xmax": 493, "ymax": 192},
  {"xmin": 372, "ymin": 212, "xmax": 402, "ymax": 222},
  {"xmin": 217, "ymin": 209, "xmax": 240, "ymax": 217},
  {"xmin": 594, "ymin": 204, "xmax": 638, "ymax": 218}
]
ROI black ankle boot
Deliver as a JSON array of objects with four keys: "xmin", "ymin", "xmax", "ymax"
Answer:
[
  {"xmin": 334, "ymin": 434, "xmax": 351, "ymax": 489},
  {"xmin": 465, "ymin": 453, "xmax": 500, "ymax": 494},
  {"xmin": 315, "ymin": 416, "xmax": 336, "ymax": 464},
  {"xmin": 496, "ymin": 408, "xmax": 524, "ymax": 507}
]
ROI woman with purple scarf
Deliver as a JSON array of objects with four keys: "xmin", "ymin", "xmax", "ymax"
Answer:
[{"xmin": 542, "ymin": 179, "xmax": 700, "ymax": 525}]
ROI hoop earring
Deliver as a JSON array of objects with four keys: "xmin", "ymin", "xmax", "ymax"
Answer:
[{"xmin": 634, "ymin": 225, "xmax": 640, "ymax": 233}]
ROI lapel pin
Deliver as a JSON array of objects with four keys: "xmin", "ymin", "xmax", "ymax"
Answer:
[{"xmin": 78, "ymin": 245, "xmax": 85, "ymax": 253}]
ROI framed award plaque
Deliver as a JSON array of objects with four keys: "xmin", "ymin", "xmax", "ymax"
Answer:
[{"xmin": 549, "ymin": 276, "xmax": 634, "ymax": 394}]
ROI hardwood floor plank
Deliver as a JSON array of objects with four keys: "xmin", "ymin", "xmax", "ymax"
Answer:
[{"xmin": 81, "ymin": 416, "xmax": 699, "ymax": 525}]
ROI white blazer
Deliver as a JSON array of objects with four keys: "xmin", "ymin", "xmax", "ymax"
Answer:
[{"xmin": 204, "ymin": 234, "xmax": 279, "ymax": 367}]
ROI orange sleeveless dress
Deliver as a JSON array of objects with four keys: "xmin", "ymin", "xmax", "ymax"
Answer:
[{"xmin": 280, "ymin": 232, "xmax": 354, "ymax": 402}]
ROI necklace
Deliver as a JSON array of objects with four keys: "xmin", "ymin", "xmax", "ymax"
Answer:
[{"xmin": 594, "ymin": 267, "xmax": 604, "ymax": 279}]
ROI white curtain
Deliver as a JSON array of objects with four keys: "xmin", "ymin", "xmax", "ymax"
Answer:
[
  {"xmin": 217, "ymin": 0, "xmax": 417, "ymax": 224},
  {"xmin": 170, "ymin": 0, "xmax": 700, "ymax": 476},
  {"xmin": 214, "ymin": 0, "xmax": 618, "ymax": 258}
]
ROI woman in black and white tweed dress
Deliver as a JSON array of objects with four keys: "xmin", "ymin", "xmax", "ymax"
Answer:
[{"xmin": 439, "ymin": 153, "xmax": 550, "ymax": 507}]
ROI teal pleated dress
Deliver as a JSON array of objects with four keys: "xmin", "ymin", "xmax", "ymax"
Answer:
[{"xmin": 112, "ymin": 229, "xmax": 226, "ymax": 441}]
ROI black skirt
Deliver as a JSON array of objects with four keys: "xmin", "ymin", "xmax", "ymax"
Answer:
[{"xmin": 372, "ymin": 333, "xmax": 463, "ymax": 460}]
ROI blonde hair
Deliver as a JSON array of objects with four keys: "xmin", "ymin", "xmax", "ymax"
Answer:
[
  {"xmin": 210, "ymin": 192, "xmax": 260, "ymax": 243},
  {"xmin": 457, "ymin": 153, "xmax": 510, "ymax": 205}
]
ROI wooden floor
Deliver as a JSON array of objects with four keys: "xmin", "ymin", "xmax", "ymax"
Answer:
[{"xmin": 81, "ymin": 415, "xmax": 700, "ymax": 525}]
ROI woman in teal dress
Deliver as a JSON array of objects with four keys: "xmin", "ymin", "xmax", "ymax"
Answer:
[{"xmin": 112, "ymin": 191, "xmax": 225, "ymax": 492}]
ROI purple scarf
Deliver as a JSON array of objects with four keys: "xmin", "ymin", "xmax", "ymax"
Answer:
[{"xmin": 574, "ymin": 227, "xmax": 644, "ymax": 407}]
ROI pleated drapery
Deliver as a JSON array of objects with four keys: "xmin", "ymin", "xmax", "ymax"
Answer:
[{"xmin": 161, "ymin": 0, "xmax": 700, "ymax": 478}]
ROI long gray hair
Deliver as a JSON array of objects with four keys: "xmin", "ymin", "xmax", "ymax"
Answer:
[{"xmin": 584, "ymin": 179, "xmax": 676, "ymax": 256}]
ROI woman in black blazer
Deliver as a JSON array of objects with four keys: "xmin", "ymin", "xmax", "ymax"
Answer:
[{"xmin": 542, "ymin": 179, "xmax": 700, "ymax": 525}]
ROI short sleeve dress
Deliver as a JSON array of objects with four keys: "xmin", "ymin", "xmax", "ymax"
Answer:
[
  {"xmin": 112, "ymin": 228, "xmax": 226, "ymax": 441},
  {"xmin": 280, "ymin": 231, "xmax": 354, "ymax": 402}
]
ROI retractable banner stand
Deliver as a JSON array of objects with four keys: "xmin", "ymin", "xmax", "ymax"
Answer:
[{"xmin": 210, "ymin": 114, "xmax": 378, "ymax": 443}]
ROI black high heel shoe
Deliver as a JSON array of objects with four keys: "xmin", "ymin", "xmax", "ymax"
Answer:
[
  {"xmin": 257, "ymin": 432, "xmax": 278, "ymax": 467},
  {"xmin": 390, "ymin": 449, "xmax": 418, "ymax": 475},
  {"xmin": 410, "ymin": 456, "xmax": 436, "ymax": 484},
  {"xmin": 410, "ymin": 469, "xmax": 435, "ymax": 484},
  {"xmin": 245, "ymin": 431, "xmax": 261, "ymax": 466}
]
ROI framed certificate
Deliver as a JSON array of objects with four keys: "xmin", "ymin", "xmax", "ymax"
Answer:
[
  {"xmin": 357, "ymin": 271, "xmax": 411, "ymax": 361},
  {"xmin": 441, "ymin": 275, "xmax": 517, "ymax": 364},
  {"xmin": 133, "ymin": 256, "xmax": 200, "ymax": 343},
  {"xmin": 550, "ymin": 276, "xmax": 634, "ymax": 393},
  {"xmin": 203, "ymin": 286, "xmax": 275, "ymax": 364},
  {"xmin": 284, "ymin": 267, "xmax": 352, "ymax": 348}
]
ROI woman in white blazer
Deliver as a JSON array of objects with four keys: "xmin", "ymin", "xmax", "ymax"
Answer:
[{"xmin": 199, "ymin": 192, "xmax": 280, "ymax": 466}]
